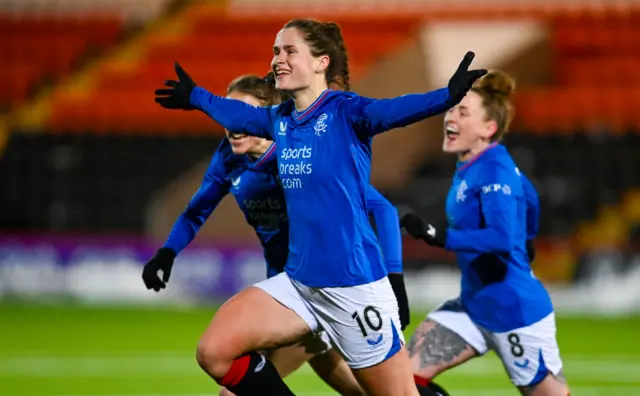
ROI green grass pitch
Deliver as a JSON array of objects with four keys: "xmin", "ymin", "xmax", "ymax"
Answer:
[{"xmin": 1, "ymin": 302, "xmax": 639, "ymax": 395}]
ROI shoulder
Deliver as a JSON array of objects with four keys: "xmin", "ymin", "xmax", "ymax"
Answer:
[
  {"xmin": 315, "ymin": 91, "xmax": 371, "ymax": 115},
  {"xmin": 475, "ymin": 148, "xmax": 523, "ymax": 195},
  {"xmin": 213, "ymin": 139, "xmax": 233, "ymax": 162},
  {"xmin": 365, "ymin": 185, "xmax": 386, "ymax": 203},
  {"xmin": 209, "ymin": 139, "xmax": 240, "ymax": 178},
  {"xmin": 330, "ymin": 91, "xmax": 371, "ymax": 109},
  {"xmin": 271, "ymin": 99, "xmax": 294, "ymax": 118}
]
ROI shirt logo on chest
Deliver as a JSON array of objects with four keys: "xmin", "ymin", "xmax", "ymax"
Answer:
[
  {"xmin": 279, "ymin": 121, "xmax": 287, "ymax": 136},
  {"xmin": 456, "ymin": 180, "xmax": 468, "ymax": 203},
  {"xmin": 231, "ymin": 176, "xmax": 241, "ymax": 189},
  {"xmin": 314, "ymin": 113, "xmax": 328, "ymax": 137}
]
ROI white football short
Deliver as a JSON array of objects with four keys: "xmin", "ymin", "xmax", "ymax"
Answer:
[
  {"xmin": 254, "ymin": 271, "xmax": 404, "ymax": 369},
  {"xmin": 427, "ymin": 298, "xmax": 563, "ymax": 387}
]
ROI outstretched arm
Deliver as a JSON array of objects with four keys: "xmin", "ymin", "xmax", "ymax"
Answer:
[
  {"xmin": 349, "ymin": 52, "xmax": 486, "ymax": 136},
  {"xmin": 142, "ymin": 147, "xmax": 230, "ymax": 292},
  {"xmin": 155, "ymin": 62, "xmax": 274, "ymax": 139},
  {"xmin": 190, "ymin": 88, "xmax": 274, "ymax": 139},
  {"xmin": 163, "ymin": 153, "xmax": 230, "ymax": 254},
  {"xmin": 347, "ymin": 88, "xmax": 449, "ymax": 135}
]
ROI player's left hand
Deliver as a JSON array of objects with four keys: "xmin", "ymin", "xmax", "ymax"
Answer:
[
  {"xmin": 446, "ymin": 51, "xmax": 488, "ymax": 107},
  {"xmin": 142, "ymin": 247, "xmax": 176, "ymax": 292},
  {"xmin": 154, "ymin": 62, "xmax": 197, "ymax": 110},
  {"xmin": 398, "ymin": 207, "xmax": 447, "ymax": 248},
  {"xmin": 387, "ymin": 273, "xmax": 410, "ymax": 330}
]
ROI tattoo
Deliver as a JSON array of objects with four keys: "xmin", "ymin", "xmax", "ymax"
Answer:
[{"xmin": 408, "ymin": 321, "xmax": 470, "ymax": 369}]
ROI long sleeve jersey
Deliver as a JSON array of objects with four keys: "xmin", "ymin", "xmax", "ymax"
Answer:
[
  {"xmin": 163, "ymin": 138, "xmax": 403, "ymax": 277},
  {"xmin": 444, "ymin": 143, "xmax": 553, "ymax": 332},
  {"xmin": 189, "ymin": 87, "xmax": 449, "ymax": 287}
]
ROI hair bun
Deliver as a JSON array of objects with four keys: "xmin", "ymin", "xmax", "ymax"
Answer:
[{"xmin": 474, "ymin": 70, "xmax": 515, "ymax": 97}]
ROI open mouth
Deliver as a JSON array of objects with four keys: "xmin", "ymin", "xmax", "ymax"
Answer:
[
  {"xmin": 228, "ymin": 132, "xmax": 248, "ymax": 142},
  {"xmin": 445, "ymin": 126, "xmax": 460, "ymax": 141},
  {"xmin": 275, "ymin": 69, "xmax": 291, "ymax": 80}
]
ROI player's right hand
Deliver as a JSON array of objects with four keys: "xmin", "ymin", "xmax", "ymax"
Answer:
[
  {"xmin": 142, "ymin": 247, "xmax": 177, "ymax": 292},
  {"xmin": 154, "ymin": 62, "xmax": 197, "ymax": 110}
]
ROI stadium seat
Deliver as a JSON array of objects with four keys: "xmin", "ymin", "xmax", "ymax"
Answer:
[
  {"xmin": 45, "ymin": 12, "xmax": 421, "ymax": 134},
  {"xmin": 0, "ymin": 13, "xmax": 123, "ymax": 110}
]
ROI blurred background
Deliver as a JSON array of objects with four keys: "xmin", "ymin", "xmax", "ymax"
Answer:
[{"xmin": 1, "ymin": 0, "xmax": 640, "ymax": 395}]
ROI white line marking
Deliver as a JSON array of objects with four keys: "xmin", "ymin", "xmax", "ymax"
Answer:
[
  {"xmin": 452, "ymin": 387, "xmax": 640, "ymax": 396},
  {"xmin": 59, "ymin": 388, "xmax": 640, "ymax": 396},
  {"xmin": 1, "ymin": 354, "xmax": 639, "ymax": 384},
  {"xmin": 62, "ymin": 394, "xmax": 337, "ymax": 396}
]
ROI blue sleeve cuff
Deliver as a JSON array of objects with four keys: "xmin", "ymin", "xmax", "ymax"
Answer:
[
  {"xmin": 385, "ymin": 260, "xmax": 403, "ymax": 273},
  {"xmin": 190, "ymin": 86, "xmax": 204, "ymax": 108},
  {"xmin": 444, "ymin": 228, "xmax": 455, "ymax": 251}
]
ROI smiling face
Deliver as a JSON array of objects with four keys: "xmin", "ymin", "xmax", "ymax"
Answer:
[
  {"xmin": 443, "ymin": 91, "xmax": 498, "ymax": 156},
  {"xmin": 224, "ymin": 91, "xmax": 268, "ymax": 155},
  {"xmin": 271, "ymin": 27, "xmax": 329, "ymax": 94}
]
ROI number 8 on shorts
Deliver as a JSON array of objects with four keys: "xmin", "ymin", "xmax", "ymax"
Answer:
[{"xmin": 491, "ymin": 313, "xmax": 563, "ymax": 387}]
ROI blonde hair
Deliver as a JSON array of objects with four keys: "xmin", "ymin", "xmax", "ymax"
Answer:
[{"xmin": 470, "ymin": 70, "xmax": 516, "ymax": 142}]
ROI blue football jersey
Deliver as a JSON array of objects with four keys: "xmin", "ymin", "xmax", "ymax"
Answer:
[
  {"xmin": 164, "ymin": 139, "xmax": 289, "ymax": 274},
  {"xmin": 444, "ymin": 143, "xmax": 553, "ymax": 332},
  {"xmin": 163, "ymin": 138, "xmax": 404, "ymax": 279},
  {"xmin": 190, "ymin": 87, "xmax": 449, "ymax": 287}
]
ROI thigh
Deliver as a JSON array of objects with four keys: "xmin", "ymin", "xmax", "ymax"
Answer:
[
  {"xmin": 408, "ymin": 298, "xmax": 485, "ymax": 378},
  {"xmin": 200, "ymin": 273, "xmax": 315, "ymax": 362},
  {"xmin": 488, "ymin": 312, "xmax": 566, "ymax": 391},
  {"xmin": 268, "ymin": 331, "xmax": 328, "ymax": 378},
  {"xmin": 298, "ymin": 276, "xmax": 405, "ymax": 370},
  {"xmin": 352, "ymin": 347, "xmax": 418, "ymax": 396},
  {"xmin": 519, "ymin": 372, "xmax": 569, "ymax": 396},
  {"xmin": 308, "ymin": 343, "xmax": 365, "ymax": 396},
  {"xmin": 295, "ymin": 277, "xmax": 417, "ymax": 396}
]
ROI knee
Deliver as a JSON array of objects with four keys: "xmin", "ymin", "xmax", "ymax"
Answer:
[{"xmin": 196, "ymin": 340, "xmax": 234, "ymax": 380}]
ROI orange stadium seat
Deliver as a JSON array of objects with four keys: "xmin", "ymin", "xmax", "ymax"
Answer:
[
  {"xmin": 515, "ymin": 87, "xmax": 640, "ymax": 133},
  {"xmin": 511, "ymin": 10, "xmax": 640, "ymax": 133},
  {"xmin": 47, "ymin": 15, "xmax": 421, "ymax": 134},
  {"xmin": 0, "ymin": 13, "xmax": 123, "ymax": 109}
]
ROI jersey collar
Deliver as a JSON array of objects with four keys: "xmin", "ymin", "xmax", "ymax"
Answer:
[
  {"xmin": 292, "ymin": 89, "xmax": 332, "ymax": 123},
  {"xmin": 456, "ymin": 142, "xmax": 500, "ymax": 172},
  {"xmin": 248, "ymin": 142, "xmax": 277, "ymax": 171}
]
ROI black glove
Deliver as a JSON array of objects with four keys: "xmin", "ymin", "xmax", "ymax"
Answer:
[
  {"xmin": 398, "ymin": 207, "xmax": 447, "ymax": 248},
  {"xmin": 154, "ymin": 62, "xmax": 197, "ymax": 110},
  {"xmin": 388, "ymin": 273, "xmax": 410, "ymax": 330},
  {"xmin": 447, "ymin": 51, "xmax": 488, "ymax": 107},
  {"xmin": 526, "ymin": 239, "xmax": 536, "ymax": 262},
  {"xmin": 142, "ymin": 247, "xmax": 176, "ymax": 292}
]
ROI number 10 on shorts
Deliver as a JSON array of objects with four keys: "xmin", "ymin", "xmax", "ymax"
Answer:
[{"xmin": 352, "ymin": 306, "xmax": 383, "ymax": 337}]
